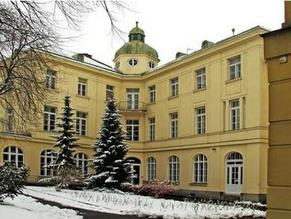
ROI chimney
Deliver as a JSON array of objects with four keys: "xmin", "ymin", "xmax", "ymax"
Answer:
[{"xmin": 282, "ymin": 0, "xmax": 291, "ymax": 28}]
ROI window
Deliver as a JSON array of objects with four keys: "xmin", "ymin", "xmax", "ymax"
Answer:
[
  {"xmin": 148, "ymin": 117, "xmax": 155, "ymax": 141},
  {"xmin": 170, "ymin": 77, "xmax": 179, "ymax": 97},
  {"xmin": 3, "ymin": 146, "xmax": 23, "ymax": 167},
  {"xmin": 147, "ymin": 157, "xmax": 156, "ymax": 181},
  {"xmin": 126, "ymin": 120, "xmax": 139, "ymax": 141},
  {"xmin": 127, "ymin": 88, "xmax": 139, "ymax": 110},
  {"xmin": 76, "ymin": 111, "xmax": 87, "ymax": 136},
  {"xmin": 128, "ymin": 58, "xmax": 138, "ymax": 66},
  {"xmin": 169, "ymin": 156, "xmax": 179, "ymax": 183},
  {"xmin": 170, "ymin": 112, "xmax": 178, "ymax": 138},
  {"xmin": 46, "ymin": 70, "xmax": 56, "ymax": 89},
  {"xmin": 228, "ymin": 56, "xmax": 241, "ymax": 80},
  {"xmin": 193, "ymin": 154, "xmax": 207, "ymax": 183},
  {"xmin": 43, "ymin": 106, "xmax": 56, "ymax": 131},
  {"xmin": 196, "ymin": 68, "xmax": 206, "ymax": 89},
  {"xmin": 148, "ymin": 61, "xmax": 155, "ymax": 69},
  {"xmin": 115, "ymin": 61, "xmax": 120, "ymax": 69},
  {"xmin": 6, "ymin": 108, "xmax": 14, "ymax": 132},
  {"xmin": 74, "ymin": 153, "xmax": 88, "ymax": 177},
  {"xmin": 148, "ymin": 85, "xmax": 156, "ymax": 103},
  {"xmin": 78, "ymin": 78, "xmax": 87, "ymax": 96},
  {"xmin": 40, "ymin": 150, "xmax": 56, "ymax": 176},
  {"xmin": 106, "ymin": 85, "xmax": 114, "ymax": 100},
  {"xmin": 230, "ymin": 99, "xmax": 240, "ymax": 130},
  {"xmin": 196, "ymin": 106, "xmax": 206, "ymax": 134}
]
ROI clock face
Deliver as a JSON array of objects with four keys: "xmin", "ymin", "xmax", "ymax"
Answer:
[{"xmin": 128, "ymin": 58, "xmax": 138, "ymax": 66}]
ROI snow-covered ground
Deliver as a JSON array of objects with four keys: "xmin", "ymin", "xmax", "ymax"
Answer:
[
  {"xmin": 0, "ymin": 194, "xmax": 82, "ymax": 219},
  {"xmin": 23, "ymin": 186, "xmax": 266, "ymax": 219}
]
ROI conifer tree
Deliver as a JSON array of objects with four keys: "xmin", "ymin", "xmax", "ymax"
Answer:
[
  {"xmin": 51, "ymin": 95, "xmax": 78, "ymax": 190},
  {"xmin": 88, "ymin": 98, "xmax": 131, "ymax": 189}
]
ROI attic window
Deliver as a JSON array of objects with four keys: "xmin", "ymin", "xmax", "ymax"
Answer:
[
  {"xmin": 148, "ymin": 61, "xmax": 155, "ymax": 69},
  {"xmin": 128, "ymin": 58, "xmax": 138, "ymax": 66}
]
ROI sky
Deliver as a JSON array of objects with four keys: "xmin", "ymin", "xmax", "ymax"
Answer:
[{"xmin": 61, "ymin": 0, "xmax": 284, "ymax": 66}]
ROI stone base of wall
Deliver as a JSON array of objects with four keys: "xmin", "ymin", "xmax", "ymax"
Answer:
[{"xmin": 173, "ymin": 189, "xmax": 266, "ymax": 203}]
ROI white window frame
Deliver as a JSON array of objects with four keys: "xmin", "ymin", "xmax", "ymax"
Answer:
[
  {"xmin": 126, "ymin": 120, "xmax": 139, "ymax": 141},
  {"xmin": 106, "ymin": 84, "xmax": 114, "ymax": 100},
  {"xmin": 128, "ymin": 58, "xmax": 138, "ymax": 66},
  {"xmin": 148, "ymin": 61, "xmax": 155, "ymax": 69},
  {"xmin": 78, "ymin": 78, "xmax": 87, "ymax": 96},
  {"xmin": 3, "ymin": 146, "xmax": 24, "ymax": 167},
  {"xmin": 228, "ymin": 56, "xmax": 241, "ymax": 80},
  {"xmin": 193, "ymin": 154, "xmax": 208, "ymax": 183},
  {"xmin": 148, "ymin": 117, "xmax": 155, "ymax": 141},
  {"xmin": 170, "ymin": 77, "xmax": 179, "ymax": 97},
  {"xmin": 196, "ymin": 68, "xmax": 206, "ymax": 89},
  {"xmin": 230, "ymin": 99, "xmax": 240, "ymax": 130},
  {"xmin": 76, "ymin": 111, "xmax": 87, "ymax": 136},
  {"xmin": 170, "ymin": 112, "xmax": 178, "ymax": 138},
  {"xmin": 74, "ymin": 153, "xmax": 88, "ymax": 177},
  {"xmin": 43, "ymin": 106, "xmax": 56, "ymax": 131},
  {"xmin": 169, "ymin": 156, "xmax": 179, "ymax": 183},
  {"xmin": 40, "ymin": 150, "xmax": 56, "ymax": 176},
  {"xmin": 147, "ymin": 157, "xmax": 156, "ymax": 181},
  {"xmin": 196, "ymin": 106, "xmax": 206, "ymax": 134},
  {"xmin": 148, "ymin": 85, "xmax": 156, "ymax": 103},
  {"xmin": 46, "ymin": 70, "xmax": 56, "ymax": 89}
]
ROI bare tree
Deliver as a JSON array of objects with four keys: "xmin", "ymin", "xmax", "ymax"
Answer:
[{"xmin": 0, "ymin": 0, "xmax": 128, "ymax": 132}]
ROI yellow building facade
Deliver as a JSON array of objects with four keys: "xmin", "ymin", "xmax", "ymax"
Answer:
[
  {"xmin": 0, "ymin": 23, "xmax": 268, "ymax": 201},
  {"xmin": 263, "ymin": 1, "xmax": 291, "ymax": 218}
]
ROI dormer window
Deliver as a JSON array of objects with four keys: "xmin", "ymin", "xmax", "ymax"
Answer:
[
  {"xmin": 115, "ymin": 61, "xmax": 120, "ymax": 69},
  {"xmin": 148, "ymin": 61, "xmax": 155, "ymax": 69},
  {"xmin": 128, "ymin": 58, "xmax": 138, "ymax": 66}
]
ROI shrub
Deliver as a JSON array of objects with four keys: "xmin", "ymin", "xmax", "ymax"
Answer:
[
  {"xmin": 123, "ymin": 180, "xmax": 175, "ymax": 198},
  {"xmin": 0, "ymin": 163, "xmax": 29, "ymax": 201}
]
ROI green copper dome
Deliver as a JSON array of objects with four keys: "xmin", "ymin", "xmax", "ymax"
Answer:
[{"xmin": 114, "ymin": 22, "xmax": 159, "ymax": 60}]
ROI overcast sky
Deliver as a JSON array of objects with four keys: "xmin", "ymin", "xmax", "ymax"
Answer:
[{"xmin": 61, "ymin": 0, "xmax": 284, "ymax": 66}]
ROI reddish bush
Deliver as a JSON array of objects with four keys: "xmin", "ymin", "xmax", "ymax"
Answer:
[{"xmin": 123, "ymin": 180, "xmax": 175, "ymax": 198}]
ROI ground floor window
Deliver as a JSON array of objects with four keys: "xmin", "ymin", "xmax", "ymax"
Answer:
[
  {"xmin": 74, "ymin": 153, "xmax": 89, "ymax": 177},
  {"xmin": 168, "ymin": 155, "xmax": 179, "ymax": 183},
  {"xmin": 193, "ymin": 153, "xmax": 207, "ymax": 183},
  {"xmin": 40, "ymin": 150, "xmax": 56, "ymax": 176},
  {"xmin": 147, "ymin": 157, "xmax": 156, "ymax": 181},
  {"xmin": 3, "ymin": 146, "xmax": 24, "ymax": 167}
]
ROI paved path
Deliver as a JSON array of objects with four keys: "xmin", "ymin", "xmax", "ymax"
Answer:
[{"xmin": 32, "ymin": 196, "xmax": 148, "ymax": 219}]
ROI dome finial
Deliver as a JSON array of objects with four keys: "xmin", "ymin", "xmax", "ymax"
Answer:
[{"xmin": 136, "ymin": 21, "xmax": 139, "ymax": 27}]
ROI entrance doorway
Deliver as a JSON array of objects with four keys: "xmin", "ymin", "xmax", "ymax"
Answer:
[
  {"xmin": 127, "ymin": 157, "xmax": 141, "ymax": 185},
  {"xmin": 226, "ymin": 152, "xmax": 243, "ymax": 194}
]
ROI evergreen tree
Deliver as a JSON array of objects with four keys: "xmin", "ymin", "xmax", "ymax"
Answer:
[
  {"xmin": 0, "ymin": 163, "xmax": 29, "ymax": 202},
  {"xmin": 51, "ymin": 95, "xmax": 78, "ymax": 190},
  {"xmin": 88, "ymin": 98, "xmax": 131, "ymax": 189}
]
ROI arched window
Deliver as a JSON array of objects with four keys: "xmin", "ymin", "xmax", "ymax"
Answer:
[
  {"xmin": 40, "ymin": 150, "xmax": 56, "ymax": 176},
  {"xmin": 74, "ymin": 153, "xmax": 88, "ymax": 177},
  {"xmin": 168, "ymin": 156, "xmax": 179, "ymax": 183},
  {"xmin": 3, "ymin": 146, "xmax": 23, "ymax": 167},
  {"xmin": 193, "ymin": 154, "xmax": 207, "ymax": 183},
  {"xmin": 147, "ymin": 157, "xmax": 156, "ymax": 181}
]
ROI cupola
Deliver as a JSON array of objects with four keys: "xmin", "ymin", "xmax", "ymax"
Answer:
[{"xmin": 114, "ymin": 22, "xmax": 159, "ymax": 74}]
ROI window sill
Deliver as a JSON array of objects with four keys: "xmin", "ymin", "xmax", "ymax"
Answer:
[
  {"xmin": 225, "ymin": 77, "xmax": 242, "ymax": 84},
  {"xmin": 75, "ymin": 94, "xmax": 90, "ymax": 100},
  {"xmin": 194, "ymin": 133, "xmax": 206, "ymax": 136},
  {"xmin": 193, "ymin": 87, "xmax": 206, "ymax": 93},
  {"xmin": 189, "ymin": 182, "xmax": 208, "ymax": 186},
  {"xmin": 168, "ymin": 95, "xmax": 179, "ymax": 100},
  {"xmin": 147, "ymin": 102, "xmax": 156, "ymax": 106}
]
